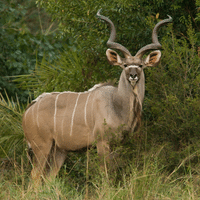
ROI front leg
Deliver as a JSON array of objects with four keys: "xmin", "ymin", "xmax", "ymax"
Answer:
[{"xmin": 96, "ymin": 140, "xmax": 111, "ymax": 177}]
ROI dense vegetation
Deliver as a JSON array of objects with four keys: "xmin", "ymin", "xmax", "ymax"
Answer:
[{"xmin": 0, "ymin": 0, "xmax": 200, "ymax": 199}]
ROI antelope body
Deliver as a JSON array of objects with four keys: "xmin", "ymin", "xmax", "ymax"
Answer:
[{"xmin": 22, "ymin": 10, "xmax": 172, "ymax": 180}]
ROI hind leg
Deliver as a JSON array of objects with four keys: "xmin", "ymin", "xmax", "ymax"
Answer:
[
  {"xmin": 48, "ymin": 145, "xmax": 67, "ymax": 179},
  {"xmin": 30, "ymin": 139, "xmax": 53, "ymax": 184}
]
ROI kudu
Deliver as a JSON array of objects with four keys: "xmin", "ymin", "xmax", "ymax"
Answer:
[{"xmin": 22, "ymin": 10, "xmax": 172, "ymax": 181}]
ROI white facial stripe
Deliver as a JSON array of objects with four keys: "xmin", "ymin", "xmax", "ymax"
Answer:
[
  {"xmin": 129, "ymin": 76, "xmax": 133, "ymax": 81},
  {"xmin": 134, "ymin": 76, "xmax": 139, "ymax": 81},
  {"xmin": 128, "ymin": 65, "xmax": 139, "ymax": 69},
  {"xmin": 129, "ymin": 76, "xmax": 138, "ymax": 82}
]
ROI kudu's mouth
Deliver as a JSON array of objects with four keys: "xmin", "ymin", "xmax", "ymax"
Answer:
[{"xmin": 126, "ymin": 65, "xmax": 141, "ymax": 88}]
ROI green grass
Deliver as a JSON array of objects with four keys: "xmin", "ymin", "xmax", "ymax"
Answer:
[{"xmin": 0, "ymin": 145, "xmax": 200, "ymax": 200}]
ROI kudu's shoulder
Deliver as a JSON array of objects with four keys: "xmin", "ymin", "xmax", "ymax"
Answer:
[
  {"xmin": 25, "ymin": 92, "xmax": 51, "ymax": 110},
  {"xmin": 25, "ymin": 92, "xmax": 53, "ymax": 111}
]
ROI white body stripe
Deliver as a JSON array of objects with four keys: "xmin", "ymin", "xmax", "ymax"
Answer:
[
  {"xmin": 70, "ymin": 93, "xmax": 81, "ymax": 136},
  {"xmin": 54, "ymin": 93, "xmax": 62, "ymax": 133},
  {"xmin": 91, "ymin": 93, "xmax": 95, "ymax": 133},
  {"xmin": 36, "ymin": 99, "xmax": 42, "ymax": 129},
  {"xmin": 61, "ymin": 94, "xmax": 69, "ymax": 139},
  {"xmin": 84, "ymin": 92, "xmax": 91, "ymax": 128}
]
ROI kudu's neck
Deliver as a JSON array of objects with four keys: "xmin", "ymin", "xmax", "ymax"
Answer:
[
  {"xmin": 117, "ymin": 70, "xmax": 134, "ymax": 101},
  {"xmin": 118, "ymin": 69, "xmax": 145, "ymax": 104},
  {"xmin": 114, "ymin": 69, "xmax": 145, "ymax": 125}
]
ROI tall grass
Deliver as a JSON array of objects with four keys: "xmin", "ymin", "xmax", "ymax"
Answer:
[
  {"xmin": 0, "ymin": 92, "xmax": 25, "ymax": 160},
  {"xmin": 1, "ymin": 143, "xmax": 200, "ymax": 199}
]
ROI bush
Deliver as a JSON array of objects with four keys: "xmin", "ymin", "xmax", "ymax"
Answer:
[
  {"xmin": 143, "ymin": 21, "xmax": 200, "ymax": 170},
  {"xmin": 0, "ymin": 0, "xmax": 65, "ymax": 104}
]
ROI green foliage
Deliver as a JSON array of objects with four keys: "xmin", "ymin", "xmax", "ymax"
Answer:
[
  {"xmin": 2, "ymin": 0, "xmax": 199, "ymax": 104},
  {"xmin": 196, "ymin": 0, "xmax": 200, "ymax": 46},
  {"xmin": 144, "ymin": 22, "xmax": 200, "ymax": 169},
  {"xmin": 37, "ymin": 0, "xmax": 155, "ymax": 57},
  {"xmin": 0, "ymin": 0, "xmax": 65, "ymax": 104},
  {"xmin": 0, "ymin": 92, "xmax": 25, "ymax": 160},
  {"xmin": 37, "ymin": 0, "xmax": 199, "ymax": 53},
  {"xmin": 14, "ymin": 46, "xmax": 114, "ymax": 98},
  {"xmin": 196, "ymin": 0, "xmax": 200, "ymax": 21}
]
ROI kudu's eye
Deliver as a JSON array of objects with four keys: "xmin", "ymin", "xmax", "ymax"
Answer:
[
  {"xmin": 124, "ymin": 64, "xmax": 128, "ymax": 68},
  {"xmin": 139, "ymin": 65, "xmax": 143, "ymax": 68}
]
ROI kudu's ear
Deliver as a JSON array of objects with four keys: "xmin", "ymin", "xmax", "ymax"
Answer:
[
  {"xmin": 106, "ymin": 49, "xmax": 123, "ymax": 67},
  {"xmin": 143, "ymin": 50, "xmax": 161, "ymax": 68}
]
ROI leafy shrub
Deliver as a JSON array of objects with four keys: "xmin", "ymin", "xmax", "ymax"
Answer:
[
  {"xmin": 0, "ymin": 0, "xmax": 65, "ymax": 104},
  {"xmin": 143, "ymin": 22, "xmax": 200, "ymax": 170}
]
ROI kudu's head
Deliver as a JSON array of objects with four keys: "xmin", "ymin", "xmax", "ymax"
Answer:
[{"xmin": 97, "ymin": 9, "xmax": 172, "ymax": 89}]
